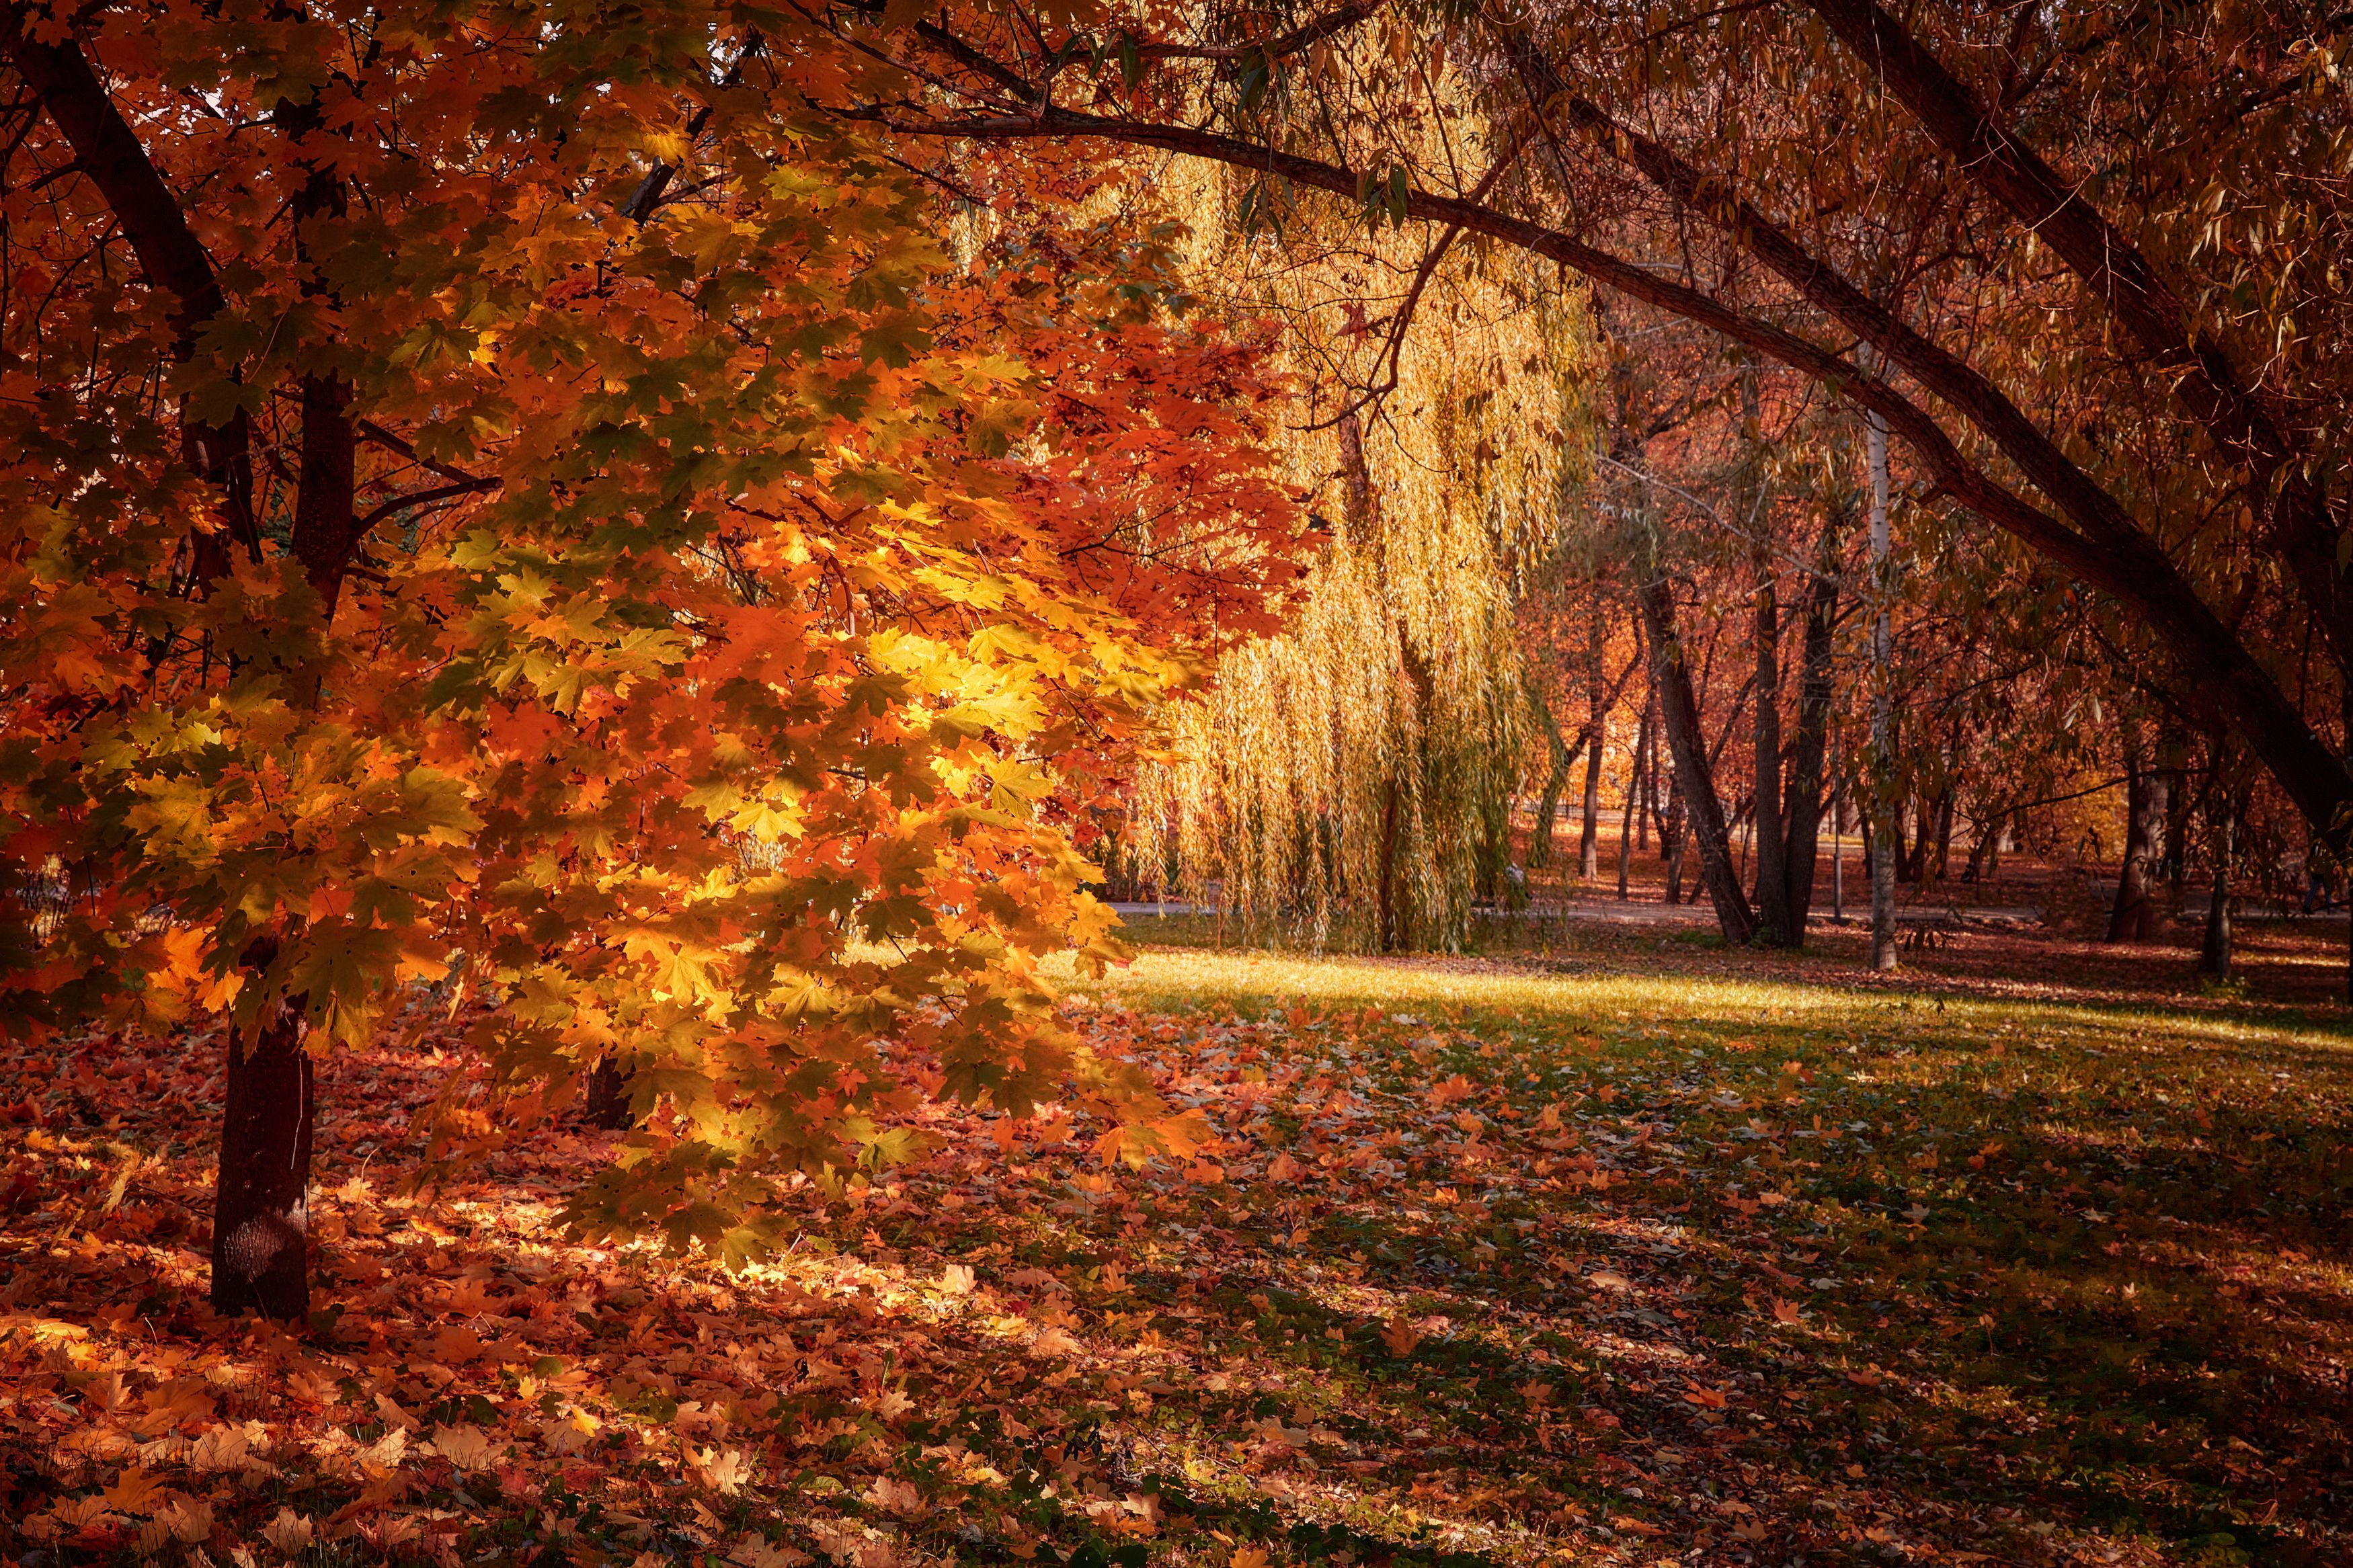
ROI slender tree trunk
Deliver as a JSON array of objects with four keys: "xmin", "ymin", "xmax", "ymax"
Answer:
[
  {"xmin": 212, "ymin": 941, "xmax": 314, "ymax": 1321},
  {"xmin": 2108, "ymin": 727, "xmax": 2167, "ymax": 942},
  {"xmin": 1638, "ymin": 570, "xmax": 1757, "ymax": 943},
  {"xmin": 1963, "ymin": 809, "xmax": 2003, "ymax": 884},
  {"xmin": 1901, "ymin": 796, "xmax": 1931, "ymax": 884},
  {"xmin": 1866, "ymin": 409, "xmax": 1899, "ymax": 971},
  {"xmin": 1637, "ymin": 737, "xmax": 1655, "ymax": 852},
  {"xmin": 2164, "ymin": 753, "xmax": 2192, "ymax": 902},
  {"xmin": 1578, "ymin": 614, "xmax": 1606, "ymax": 879},
  {"xmin": 2200, "ymin": 805, "xmax": 2235, "ymax": 981},
  {"xmin": 1751, "ymin": 567, "xmax": 1789, "ymax": 943},
  {"xmin": 1530, "ymin": 769, "xmax": 1563, "ymax": 869},
  {"xmin": 1529, "ymin": 713, "xmax": 1573, "ymax": 870},
  {"xmin": 1929, "ymin": 788, "xmax": 1956, "ymax": 884},
  {"xmin": 1831, "ymin": 786, "xmax": 1845, "ymax": 921},
  {"xmin": 1775, "ymin": 550, "xmax": 1839, "ymax": 942},
  {"xmin": 1663, "ymin": 770, "xmax": 1687, "ymax": 905},
  {"xmin": 1617, "ymin": 703, "xmax": 1648, "ymax": 900}
]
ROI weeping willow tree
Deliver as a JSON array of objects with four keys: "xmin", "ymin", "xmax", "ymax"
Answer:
[{"xmin": 1122, "ymin": 163, "xmax": 1595, "ymax": 948}]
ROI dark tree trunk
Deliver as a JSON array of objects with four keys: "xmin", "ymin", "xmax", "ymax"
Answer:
[
  {"xmin": 1901, "ymin": 796, "xmax": 1931, "ymax": 883},
  {"xmin": 1929, "ymin": 788, "xmax": 1956, "ymax": 883},
  {"xmin": 1578, "ymin": 615, "xmax": 1606, "ymax": 880},
  {"xmin": 1962, "ymin": 809, "xmax": 2003, "ymax": 884},
  {"xmin": 1663, "ymin": 790, "xmax": 1687, "ymax": 905},
  {"xmin": 1617, "ymin": 702, "xmax": 1649, "ymax": 900},
  {"xmin": 1638, "ymin": 571, "xmax": 1757, "ymax": 943},
  {"xmin": 1774, "ymin": 558, "xmax": 1838, "ymax": 942},
  {"xmin": 1637, "ymin": 712, "xmax": 1657, "ymax": 852},
  {"xmin": 2108, "ymin": 729, "xmax": 2168, "ymax": 942},
  {"xmin": 2200, "ymin": 783, "xmax": 2239, "ymax": 980},
  {"xmin": 212, "ymin": 944, "xmax": 314, "ymax": 1321},
  {"xmin": 2200, "ymin": 842, "xmax": 2233, "ymax": 981},
  {"xmin": 1751, "ymin": 571, "xmax": 1789, "ymax": 943},
  {"xmin": 1529, "ymin": 723, "xmax": 1572, "ymax": 870},
  {"xmin": 1831, "ymin": 786, "xmax": 1847, "ymax": 920},
  {"xmin": 2164, "ymin": 761, "xmax": 2192, "ymax": 896},
  {"xmin": 584, "ymin": 1056, "xmax": 633, "ymax": 1130}
]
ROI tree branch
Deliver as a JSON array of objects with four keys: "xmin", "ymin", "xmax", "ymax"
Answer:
[{"xmin": 2, "ymin": 3, "xmax": 259, "ymax": 565}]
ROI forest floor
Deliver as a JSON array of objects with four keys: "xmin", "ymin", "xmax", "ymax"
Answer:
[{"xmin": 3, "ymin": 919, "xmax": 2349, "ymax": 1568}]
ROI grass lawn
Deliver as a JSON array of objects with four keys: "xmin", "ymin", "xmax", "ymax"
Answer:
[{"xmin": 3, "ymin": 922, "xmax": 2348, "ymax": 1567}]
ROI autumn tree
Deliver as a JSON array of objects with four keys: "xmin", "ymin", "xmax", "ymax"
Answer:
[
  {"xmin": 1119, "ymin": 153, "xmax": 1586, "ymax": 952},
  {"xmin": 0, "ymin": 0, "xmax": 1302, "ymax": 1317}
]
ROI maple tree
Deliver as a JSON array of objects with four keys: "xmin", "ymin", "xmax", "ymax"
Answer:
[{"xmin": 0, "ymin": 0, "xmax": 1305, "ymax": 1319}]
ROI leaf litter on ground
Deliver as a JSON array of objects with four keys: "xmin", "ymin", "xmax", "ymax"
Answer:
[{"xmin": 1, "ymin": 924, "xmax": 2348, "ymax": 1568}]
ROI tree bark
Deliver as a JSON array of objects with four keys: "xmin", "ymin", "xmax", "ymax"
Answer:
[
  {"xmin": 1663, "ymin": 793, "xmax": 1687, "ymax": 905},
  {"xmin": 1578, "ymin": 614, "xmax": 1606, "ymax": 880},
  {"xmin": 1962, "ymin": 809, "xmax": 2003, "ymax": 885},
  {"xmin": 2200, "ymin": 809, "xmax": 2234, "ymax": 981},
  {"xmin": 584, "ymin": 1056, "xmax": 634, "ymax": 1130},
  {"xmin": 1745, "ymin": 363, "xmax": 1790, "ymax": 943},
  {"xmin": 1617, "ymin": 702, "xmax": 1648, "ymax": 900},
  {"xmin": 2108, "ymin": 729, "xmax": 2167, "ymax": 942},
  {"xmin": 1529, "ymin": 713, "xmax": 1573, "ymax": 870},
  {"xmin": 1638, "ymin": 571, "xmax": 1757, "ymax": 943},
  {"xmin": 1831, "ymin": 786, "xmax": 1845, "ymax": 921},
  {"xmin": 1927, "ymin": 787, "xmax": 1956, "ymax": 886},
  {"xmin": 1776, "ymin": 556, "xmax": 1839, "ymax": 941},
  {"xmin": 1866, "ymin": 409, "xmax": 1900, "ymax": 970},
  {"xmin": 212, "ymin": 943, "xmax": 314, "ymax": 1321},
  {"xmin": 1751, "ymin": 568, "xmax": 1789, "ymax": 942}
]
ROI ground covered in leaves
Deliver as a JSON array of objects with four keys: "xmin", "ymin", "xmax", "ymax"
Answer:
[{"xmin": 3, "ymin": 923, "xmax": 2350, "ymax": 1568}]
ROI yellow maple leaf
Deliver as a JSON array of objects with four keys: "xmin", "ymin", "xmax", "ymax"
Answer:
[
  {"xmin": 428, "ymin": 1423, "xmax": 494, "ymax": 1473},
  {"xmin": 101, "ymin": 1467, "xmax": 163, "ymax": 1516}
]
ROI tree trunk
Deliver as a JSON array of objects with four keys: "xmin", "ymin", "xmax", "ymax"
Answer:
[
  {"xmin": 1901, "ymin": 796, "xmax": 1931, "ymax": 884},
  {"xmin": 1529, "ymin": 720, "xmax": 1572, "ymax": 870},
  {"xmin": 1638, "ymin": 571, "xmax": 1757, "ymax": 943},
  {"xmin": 1663, "ymin": 790, "xmax": 1687, "ymax": 905},
  {"xmin": 1866, "ymin": 407, "xmax": 1899, "ymax": 971},
  {"xmin": 2200, "ymin": 811, "xmax": 2234, "ymax": 981},
  {"xmin": 1751, "ymin": 572, "xmax": 1788, "ymax": 943},
  {"xmin": 1636, "ymin": 768, "xmax": 1654, "ymax": 852},
  {"xmin": 1929, "ymin": 788, "xmax": 1956, "ymax": 884},
  {"xmin": 1529, "ymin": 770, "xmax": 1562, "ymax": 869},
  {"xmin": 2164, "ymin": 759, "xmax": 2192, "ymax": 899},
  {"xmin": 1962, "ymin": 809, "xmax": 2002, "ymax": 885},
  {"xmin": 212, "ymin": 944, "xmax": 315, "ymax": 1321},
  {"xmin": 2108, "ymin": 729, "xmax": 2167, "ymax": 942},
  {"xmin": 584, "ymin": 1055, "xmax": 633, "ymax": 1130},
  {"xmin": 1578, "ymin": 615, "xmax": 1606, "ymax": 880},
  {"xmin": 1617, "ymin": 703, "xmax": 1649, "ymax": 900},
  {"xmin": 1831, "ymin": 786, "xmax": 1845, "ymax": 921},
  {"xmin": 1774, "ymin": 551, "xmax": 1839, "ymax": 942}
]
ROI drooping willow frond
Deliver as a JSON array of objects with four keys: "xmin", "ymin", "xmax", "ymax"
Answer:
[{"xmin": 1120, "ymin": 138, "xmax": 1597, "ymax": 948}]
